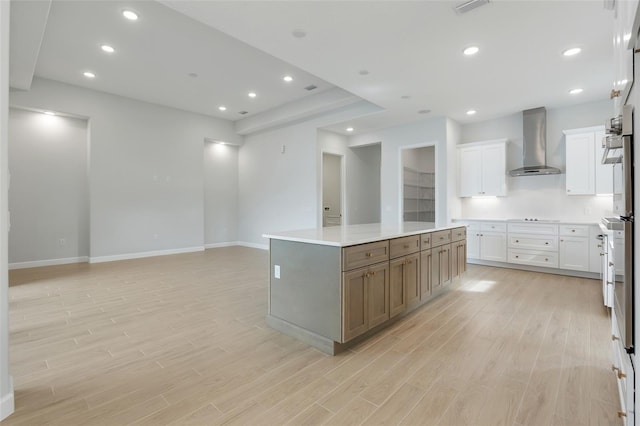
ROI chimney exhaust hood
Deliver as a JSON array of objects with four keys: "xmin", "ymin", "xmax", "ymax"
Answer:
[{"xmin": 509, "ymin": 107, "xmax": 561, "ymax": 176}]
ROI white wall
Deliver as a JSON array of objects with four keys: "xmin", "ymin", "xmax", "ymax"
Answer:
[
  {"xmin": 0, "ymin": 0, "xmax": 13, "ymax": 419},
  {"xmin": 10, "ymin": 78, "xmax": 240, "ymax": 260},
  {"xmin": 238, "ymin": 102, "xmax": 380, "ymax": 246},
  {"xmin": 348, "ymin": 143, "xmax": 381, "ymax": 225},
  {"xmin": 204, "ymin": 141, "xmax": 238, "ymax": 246},
  {"xmin": 349, "ymin": 117, "xmax": 451, "ymax": 226},
  {"xmin": 8, "ymin": 108, "xmax": 89, "ymax": 266},
  {"xmin": 458, "ymin": 100, "xmax": 614, "ymax": 221}
]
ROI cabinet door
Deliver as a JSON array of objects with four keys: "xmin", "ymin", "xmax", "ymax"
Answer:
[
  {"xmin": 480, "ymin": 231, "xmax": 507, "ymax": 262},
  {"xmin": 404, "ymin": 253, "xmax": 421, "ymax": 309},
  {"xmin": 431, "ymin": 247, "xmax": 442, "ymax": 293},
  {"xmin": 389, "ymin": 257, "xmax": 407, "ymax": 318},
  {"xmin": 566, "ymin": 132, "xmax": 595, "ymax": 195},
  {"xmin": 481, "ymin": 144, "xmax": 506, "ymax": 196},
  {"xmin": 420, "ymin": 249, "xmax": 432, "ymax": 300},
  {"xmin": 368, "ymin": 262, "xmax": 390, "ymax": 329},
  {"xmin": 342, "ymin": 268, "xmax": 369, "ymax": 342},
  {"xmin": 440, "ymin": 244, "xmax": 452, "ymax": 287},
  {"xmin": 467, "ymin": 230, "xmax": 480, "ymax": 259},
  {"xmin": 452, "ymin": 240, "xmax": 467, "ymax": 278},
  {"xmin": 458, "ymin": 147, "xmax": 482, "ymax": 197},
  {"xmin": 559, "ymin": 236, "xmax": 590, "ymax": 271},
  {"xmin": 594, "ymin": 130, "xmax": 613, "ymax": 195}
]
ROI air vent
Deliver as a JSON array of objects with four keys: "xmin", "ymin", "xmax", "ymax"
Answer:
[
  {"xmin": 304, "ymin": 85, "xmax": 318, "ymax": 91},
  {"xmin": 238, "ymin": 111, "xmax": 249, "ymax": 115},
  {"xmin": 454, "ymin": 0, "xmax": 489, "ymax": 14}
]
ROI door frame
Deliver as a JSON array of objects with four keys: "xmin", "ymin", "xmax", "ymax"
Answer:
[
  {"xmin": 320, "ymin": 151, "xmax": 346, "ymax": 228},
  {"xmin": 398, "ymin": 142, "xmax": 438, "ymax": 225}
]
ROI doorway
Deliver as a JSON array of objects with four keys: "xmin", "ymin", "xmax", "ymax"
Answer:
[
  {"xmin": 401, "ymin": 145, "xmax": 435, "ymax": 223},
  {"xmin": 322, "ymin": 153, "xmax": 343, "ymax": 227}
]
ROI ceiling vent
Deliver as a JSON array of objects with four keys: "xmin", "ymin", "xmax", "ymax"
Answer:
[
  {"xmin": 454, "ymin": 0, "xmax": 490, "ymax": 14},
  {"xmin": 304, "ymin": 85, "xmax": 318, "ymax": 91},
  {"xmin": 238, "ymin": 111, "xmax": 249, "ymax": 115}
]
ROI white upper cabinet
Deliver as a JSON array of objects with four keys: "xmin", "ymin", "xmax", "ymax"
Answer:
[
  {"xmin": 564, "ymin": 126, "xmax": 611, "ymax": 195},
  {"xmin": 457, "ymin": 139, "xmax": 507, "ymax": 197}
]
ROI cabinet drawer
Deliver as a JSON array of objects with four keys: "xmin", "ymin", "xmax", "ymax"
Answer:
[
  {"xmin": 451, "ymin": 227, "xmax": 467, "ymax": 242},
  {"xmin": 420, "ymin": 232, "xmax": 432, "ymax": 249},
  {"xmin": 480, "ymin": 222, "xmax": 506, "ymax": 232},
  {"xmin": 507, "ymin": 223, "xmax": 559, "ymax": 235},
  {"xmin": 431, "ymin": 230, "xmax": 451, "ymax": 247},
  {"xmin": 508, "ymin": 233, "xmax": 558, "ymax": 251},
  {"xmin": 508, "ymin": 249, "xmax": 559, "ymax": 268},
  {"xmin": 559, "ymin": 224, "xmax": 589, "ymax": 237},
  {"xmin": 464, "ymin": 222, "xmax": 481, "ymax": 232},
  {"xmin": 390, "ymin": 235, "xmax": 420, "ymax": 259},
  {"xmin": 342, "ymin": 241, "xmax": 390, "ymax": 271}
]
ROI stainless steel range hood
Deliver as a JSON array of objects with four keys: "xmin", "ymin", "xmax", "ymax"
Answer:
[{"xmin": 509, "ymin": 107, "xmax": 561, "ymax": 176}]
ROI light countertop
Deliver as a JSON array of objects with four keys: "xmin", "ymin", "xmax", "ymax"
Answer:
[
  {"xmin": 453, "ymin": 218, "xmax": 601, "ymax": 225},
  {"xmin": 263, "ymin": 222, "xmax": 463, "ymax": 247}
]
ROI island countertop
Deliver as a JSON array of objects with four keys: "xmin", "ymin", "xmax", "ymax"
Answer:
[{"xmin": 263, "ymin": 222, "xmax": 463, "ymax": 247}]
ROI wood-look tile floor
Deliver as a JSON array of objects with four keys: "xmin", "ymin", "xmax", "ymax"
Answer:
[{"xmin": 4, "ymin": 247, "xmax": 621, "ymax": 425}]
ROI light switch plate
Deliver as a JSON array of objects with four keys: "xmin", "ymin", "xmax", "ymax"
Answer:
[{"xmin": 274, "ymin": 265, "xmax": 280, "ymax": 279}]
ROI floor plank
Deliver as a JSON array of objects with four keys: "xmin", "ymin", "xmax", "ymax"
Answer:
[{"xmin": 4, "ymin": 249, "xmax": 621, "ymax": 425}]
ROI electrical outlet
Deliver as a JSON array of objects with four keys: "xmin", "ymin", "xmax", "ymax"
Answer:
[
  {"xmin": 59, "ymin": 238, "xmax": 66, "ymax": 246},
  {"xmin": 274, "ymin": 265, "xmax": 281, "ymax": 279}
]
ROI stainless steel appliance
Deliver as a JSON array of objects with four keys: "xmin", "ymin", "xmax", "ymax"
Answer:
[{"xmin": 603, "ymin": 104, "xmax": 635, "ymax": 353}]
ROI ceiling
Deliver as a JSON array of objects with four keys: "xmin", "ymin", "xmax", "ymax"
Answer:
[{"xmin": 10, "ymin": 1, "xmax": 614, "ymax": 136}]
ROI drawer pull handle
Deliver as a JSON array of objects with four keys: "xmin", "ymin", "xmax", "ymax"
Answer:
[
  {"xmin": 571, "ymin": 229, "xmax": 576, "ymax": 232},
  {"xmin": 545, "ymin": 242, "xmax": 549, "ymax": 245},
  {"xmin": 366, "ymin": 252, "xmax": 373, "ymax": 257},
  {"xmin": 609, "ymin": 262, "xmax": 614, "ymax": 267},
  {"xmin": 612, "ymin": 334, "xmax": 620, "ymax": 341},
  {"xmin": 371, "ymin": 271, "xmax": 376, "ymax": 276},
  {"xmin": 515, "ymin": 255, "xmax": 519, "ymax": 259},
  {"xmin": 440, "ymin": 237, "xmax": 444, "ymax": 240},
  {"xmin": 612, "ymin": 365, "xmax": 626, "ymax": 379},
  {"xmin": 404, "ymin": 244, "xmax": 410, "ymax": 249},
  {"xmin": 515, "ymin": 240, "xmax": 519, "ymax": 243},
  {"xmin": 545, "ymin": 258, "xmax": 549, "ymax": 261},
  {"xmin": 612, "ymin": 364, "xmax": 620, "ymax": 373},
  {"xmin": 618, "ymin": 411, "xmax": 627, "ymax": 418}
]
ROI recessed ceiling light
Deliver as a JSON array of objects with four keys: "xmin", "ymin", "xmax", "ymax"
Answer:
[
  {"xmin": 466, "ymin": 109, "xmax": 477, "ymax": 115},
  {"xmin": 401, "ymin": 95, "xmax": 411, "ymax": 100},
  {"xmin": 83, "ymin": 71, "xmax": 95, "ymax": 78},
  {"xmin": 562, "ymin": 47, "xmax": 581, "ymax": 57},
  {"xmin": 218, "ymin": 106, "xmax": 227, "ymax": 111},
  {"xmin": 569, "ymin": 88, "xmax": 583, "ymax": 95},
  {"xmin": 292, "ymin": 29, "xmax": 307, "ymax": 38},
  {"xmin": 346, "ymin": 127, "xmax": 354, "ymax": 132},
  {"xmin": 43, "ymin": 111, "xmax": 55, "ymax": 116},
  {"xmin": 463, "ymin": 46, "xmax": 479, "ymax": 56},
  {"xmin": 358, "ymin": 70, "xmax": 370, "ymax": 76},
  {"xmin": 101, "ymin": 44, "xmax": 115, "ymax": 53},
  {"xmin": 283, "ymin": 75, "xmax": 293, "ymax": 82},
  {"xmin": 122, "ymin": 10, "xmax": 139, "ymax": 21},
  {"xmin": 248, "ymin": 92, "xmax": 257, "ymax": 98}
]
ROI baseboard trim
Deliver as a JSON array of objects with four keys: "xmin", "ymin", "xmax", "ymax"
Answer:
[
  {"xmin": 467, "ymin": 259, "xmax": 600, "ymax": 279},
  {"xmin": 0, "ymin": 376, "xmax": 14, "ymax": 421},
  {"xmin": 236, "ymin": 242, "xmax": 269, "ymax": 251},
  {"xmin": 9, "ymin": 256, "xmax": 89, "ymax": 270},
  {"xmin": 204, "ymin": 242, "xmax": 238, "ymax": 249},
  {"xmin": 89, "ymin": 246, "xmax": 204, "ymax": 264}
]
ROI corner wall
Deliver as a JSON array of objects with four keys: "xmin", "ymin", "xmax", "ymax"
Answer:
[
  {"xmin": 1, "ymin": 0, "xmax": 14, "ymax": 420},
  {"xmin": 10, "ymin": 78, "xmax": 240, "ymax": 260}
]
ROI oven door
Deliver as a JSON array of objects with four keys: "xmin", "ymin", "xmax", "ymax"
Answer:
[{"xmin": 613, "ymin": 220, "xmax": 634, "ymax": 352}]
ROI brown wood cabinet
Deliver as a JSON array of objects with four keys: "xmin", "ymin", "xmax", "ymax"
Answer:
[
  {"xmin": 390, "ymin": 252, "xmax": 420, "ymax": 316},
  {"xmin": 451, "ymin": 239, "xmax": 467, "ymax": 279},
  {"xmin": 432, "ymin": 243, "xmax": 452, "ymax": 291},
  {"xmin": 342, "ymin": 262, "xmax": 390, "ymax": 342},
  {"xmin": 420, "ymin": 249, "xmax": 432, "ymax": 300}
]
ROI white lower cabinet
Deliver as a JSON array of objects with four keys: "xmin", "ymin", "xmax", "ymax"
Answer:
[
  {"xmin": 612, "ymin": 310, "xmax": 634, "ymax": 425},
  {"xmin": 464, "ymin": 222, "xmax": 506, "ymax": 262},
  {"xmin": 557, "ymin": 225, "xmax": 590, "ymax": 272},
  {"xmin": 459, "ymin": 220, "xmax": 604, "ymax": 276}
]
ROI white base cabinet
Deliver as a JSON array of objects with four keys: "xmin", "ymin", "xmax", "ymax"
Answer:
[
  {"xmin": 612, "ymin": 309, "xmax": 634, "ymax": 425},
  {"xmin": 458, "ymin": 220, "xmax": 605, "ymax": 276}
]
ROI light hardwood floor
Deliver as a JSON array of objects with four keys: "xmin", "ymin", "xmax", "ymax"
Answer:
[{"xmin": 4, "ymin": 247, "xmax": 621, "ymax": 425}]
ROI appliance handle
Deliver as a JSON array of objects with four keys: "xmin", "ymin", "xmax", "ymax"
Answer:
[{"xmin": 623, "ymin": 135, "xmax": 634, "ymax": 217}]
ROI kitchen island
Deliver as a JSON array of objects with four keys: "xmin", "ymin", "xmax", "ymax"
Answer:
[{"xmin": 263, "ymin": 222, "xmax": 467, "ymax": 354}]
